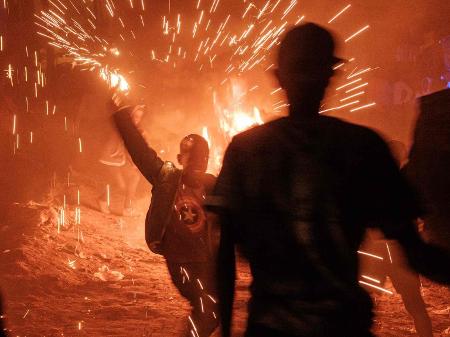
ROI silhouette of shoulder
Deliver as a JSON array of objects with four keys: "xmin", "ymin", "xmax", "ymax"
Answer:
[
  {"xmin": 229, "ymin": 115, "xmax": 387, "ymax": 155},
  {"xmin": 202, "ymin": 173, "xmax": 217, "ymax": 194}
]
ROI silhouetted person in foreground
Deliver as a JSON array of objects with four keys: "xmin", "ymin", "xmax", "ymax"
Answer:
[
  {"xmin": 113, "ymin": 104, "xmax": 218, "ymax": 337},
  {"xmin": 212, "ymin": 23, "xmax": 450, "ymax": 337}
]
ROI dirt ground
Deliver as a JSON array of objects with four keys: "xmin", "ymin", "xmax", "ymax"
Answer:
[{"xmin": 0, "ymin": 176, "xmax": 449, "ymax": 337}]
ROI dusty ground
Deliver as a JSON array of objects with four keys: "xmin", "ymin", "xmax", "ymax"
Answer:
[{"xmin": 0, "ymin": 176, "xmax": 449, "ymax": 337}]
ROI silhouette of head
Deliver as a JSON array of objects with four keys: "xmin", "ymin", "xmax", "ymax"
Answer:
[
  {"xmin": 275, "ymin": 23, "xmax": 342, "ymax": 117},
  {"xmin": 177, "ymin": 134, "xmax": 209, "ymax": 173}
]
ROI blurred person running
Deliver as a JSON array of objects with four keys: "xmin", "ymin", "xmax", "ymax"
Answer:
[{"xmin": 359, "ymin": 140, "xmax": 434, "ymax": 337}]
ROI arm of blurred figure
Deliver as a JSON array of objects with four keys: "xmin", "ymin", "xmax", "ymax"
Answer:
[
  {"xmin": 364, "ymin": 132, "xmax": 450, "ymax": 285},
  {"xmin": 395, "ymin": 224, "xmax": 450, "ymax": 284},
  {"xmin": 217, "ymin": 214, "xmax": 236, "ymax": 337},
  {"xmin": 208, "ymin": 142, "xmax": 241, "ymax": 337},
  {"xmin": 113, "ymin": 106, "xmax": 164, "ymax": 185}
]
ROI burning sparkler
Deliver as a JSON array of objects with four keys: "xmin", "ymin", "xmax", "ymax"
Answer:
[{"xmin": 28, "ymin": 0, "xmax": 376, "ymax": 177}]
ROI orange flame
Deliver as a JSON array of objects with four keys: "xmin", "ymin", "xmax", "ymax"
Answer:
[
  {"xmin": 99, "ymin": 67, "xmax": 130, "ymax": 92},
  {"xmin": 203, "ymin": 82, "xmax": 264, "ymax": 174}
]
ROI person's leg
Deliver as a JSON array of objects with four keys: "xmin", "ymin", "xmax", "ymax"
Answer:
[
  {"xmin": 167, "ymin": 261, "xmax": 218, "ymax": 337},
  {"xmin": 122, "ymin": 165, "xmax": 141, "ymax": 216},
  {"xmin": 188, "ymin": 262, "xmax": 219, "ymax": 337},
  {"xmin": 391, "ymin": 271, "xmax": 433, "ymax": 337},
  {"xmin": 388, "ymin": 243, "xmax": 433, "ymax": 337},
  {"xmin": 114, "ymin": 167, "xmax": 127, "ymax": 192},
  {"xmin": 98, "ymin": 166, "xmax": 126, "ymax": 214},
  {"xmin": 359, "ymin": 236, "xmax": 389, "ymax": 289}
]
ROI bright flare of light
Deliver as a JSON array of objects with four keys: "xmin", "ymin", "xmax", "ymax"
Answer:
[
  {"xmin": 357, "ymin": 250, "xmax": 383, "ymax": 260},
  {"xmin": 106, "ymin": 184, "xmax": 111, "ymax": 207},
  {"xmin": 345, "ymin": 25, "xmax": 370, "ymax": 43},
  {"xmin": 350, "ymin": 102, "xmax": 376, "ymax": 112},
  {"xmin": 205, "ymin": 83, "xmax": 265, "ymax": 174},
  {"xmin": 99, "ymin": 68, "xmax": 130, "ymax": 92},
  {"xmin": 202, "ymin": 126, "xmax": 211, "ymax": 147},
  {"xmin": 359, "ymin": 280, "xmax": 393, "ymax": 295},
  {"xmin": 361, "ymin": 274, "xmax": 381, "ymax": 284},
  {"xmin": 328, "ymin": 4, "xmax": 351, "ymax": 24},
  {"xmin": 224, "ymin": 107, "xmax": 263, "ymax": 138}
]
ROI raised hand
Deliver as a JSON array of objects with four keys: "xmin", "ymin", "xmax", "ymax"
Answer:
[{"xmin": 111, "ymin": 90, "xmax": 130, "ymax": 110}]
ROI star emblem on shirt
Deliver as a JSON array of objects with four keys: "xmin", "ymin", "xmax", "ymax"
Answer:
[
  {"xmin": 182, "ymin": 206, "xmax": 196, "ymax": 223},
  {"xmin": 175, "ymin": 195, "xmax": 206, "ymax": 234}
]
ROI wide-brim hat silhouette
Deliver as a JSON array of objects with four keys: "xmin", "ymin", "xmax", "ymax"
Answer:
[{"xmin": 278, "ymin": 23, "xmax": 345, "ymax": 75}]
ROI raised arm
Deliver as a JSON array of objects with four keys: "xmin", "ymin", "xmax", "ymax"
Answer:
[{"xmin": 113, "ymin": 106, "xmax": 164, "ymax": 185}]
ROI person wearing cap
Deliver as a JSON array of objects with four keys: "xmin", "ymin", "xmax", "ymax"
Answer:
[
  {"xmin": 112, "ymin": 105, "xmax": 219, "ymax": 337},
  {"xmin": 212, "ymin": 23, "xmax": 450, "ymax": 337}
]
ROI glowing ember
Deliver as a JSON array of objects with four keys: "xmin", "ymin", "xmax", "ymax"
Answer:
[
  {"xmin": 203, "ymin": 82, "xmax": 265, "ymax": 174},
  {"xmin": 99, "ymin": 67, "xmax": 130, "ymax": 93},
  {"xmin": 359, "ymin": 280, "xmax": 393, "ymax": 295}
]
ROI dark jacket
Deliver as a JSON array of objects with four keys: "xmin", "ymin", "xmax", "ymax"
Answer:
[
  {"xmin": 114, "ymin": 107, "xmax": 182, "ymax": 254},
  {"xmin": 214, "ymin": 115, "xmax": 450, "ymax": 336},
  {"xmin": 113, "ymin": 107, "xmax": 217, "ymax": 257}
]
